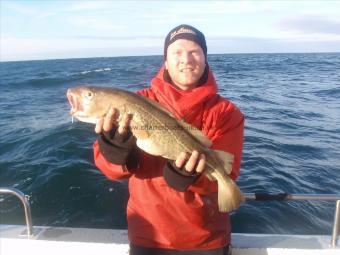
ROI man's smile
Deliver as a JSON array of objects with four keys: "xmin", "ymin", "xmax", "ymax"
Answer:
[{"xmin": 180, "ymin": 67, "xmax": 195, "ymax": 73}]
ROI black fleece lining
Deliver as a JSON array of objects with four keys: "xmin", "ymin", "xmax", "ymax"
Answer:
[
  {"xmin": 163, "ymin": 161, "xmax": 200, "ymax": 192},
  {"xmin": 98, "ymin": 129, "xmax": 139, "ymax": 170}
]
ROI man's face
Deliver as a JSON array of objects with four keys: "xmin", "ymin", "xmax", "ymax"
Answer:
[{"xmin": 165, "ymin": 39, "xmax": 206, "ymax": 90}]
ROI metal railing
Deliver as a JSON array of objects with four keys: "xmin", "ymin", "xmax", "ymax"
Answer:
[
  {"xmin": 244, "ymin": 193, "xmax": 340, "ymax": 248},
  {"xmin": 0, "ymin": 187, "xmax": 339, "ymax": 247},
  {"xmin": 0, "ymin": 187, "xmax": 33, "ymax": 236}
]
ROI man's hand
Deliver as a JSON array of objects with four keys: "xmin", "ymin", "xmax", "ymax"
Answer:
[
  {"xmin": 174, "ymin": 150, "xmax": 206, "ymax": 174},
  {"xmin": 95, "ymin": 107, "xmax": 132, "ymax": 139}
]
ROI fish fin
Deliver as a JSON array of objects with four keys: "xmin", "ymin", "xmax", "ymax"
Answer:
[
  {"xmin": 204, "ymin": 171, "xmax": 215, "ymax": 181},
  {"xmin": 75, "ymin": 116, "xmax": 99, "ymax": 124},
  {"xmin": 212, "ymin": 150, "xmax": 234, "ymax": 175},
  {"xmin": 212, "ymin": 172, "xmax": 245, "ymax": 212},
  {"xmin": 176, "ymin": 119, "xmax": 212, "ymax": 147}
]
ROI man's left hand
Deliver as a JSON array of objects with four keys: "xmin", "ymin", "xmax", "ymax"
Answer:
[{"xmin": 174, "ymin": 150, "xmax": 206, "ymax": 174}]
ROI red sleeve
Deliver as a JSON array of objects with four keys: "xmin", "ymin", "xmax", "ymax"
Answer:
[
  {"xmin": 188, "ymin": 100, "xmax": 244, "ymax": 194},
  {"xmin": 93, "ymin": 140, "xmax": 134, "ymax": 180}
]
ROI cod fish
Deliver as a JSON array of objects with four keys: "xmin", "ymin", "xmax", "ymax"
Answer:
[{"xmin": 66, "ymin": 86, "xmax": 244, "ymax": 212}]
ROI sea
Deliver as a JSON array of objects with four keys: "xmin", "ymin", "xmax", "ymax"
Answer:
[{"xmin": 0, "ymin": 53, "xmax": 339, "ymax": 235}]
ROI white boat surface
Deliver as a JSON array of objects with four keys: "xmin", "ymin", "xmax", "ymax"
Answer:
[
  {"xmin": 0, "ymin": 224, "xmax": 339, "ymax": 255},
  {"xmin": 1, "ymin": 188, "xmax": 339, "ymax": 254}
]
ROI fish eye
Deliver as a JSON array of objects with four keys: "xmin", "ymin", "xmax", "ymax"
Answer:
[{"xmin": 85, "ymin": 91, "xmax": 94, "ymax": 99}]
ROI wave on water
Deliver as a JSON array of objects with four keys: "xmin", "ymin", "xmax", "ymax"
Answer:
[
  {"xmin": 79, "ymin": 68, "xmax": 112, "ymax": 75},
  {"xmin": 313, "ymin": 87, "xmax": 340, "ymax": 97}
]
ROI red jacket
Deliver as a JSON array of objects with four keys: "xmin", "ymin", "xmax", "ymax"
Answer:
[{"xmin": 93, "ymin": 66, "xmax": 244, "ymax": 250}]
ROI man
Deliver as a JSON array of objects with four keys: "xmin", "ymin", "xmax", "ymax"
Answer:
[{"xmin": 93, "ymin": 24, "xmax": 244, "ymax": 255}]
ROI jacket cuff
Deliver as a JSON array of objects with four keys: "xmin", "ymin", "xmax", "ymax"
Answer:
[
  {"xmin": 163, "ymin": 161, "xmax": 200, "ymax": 192},
  {"xmin": 98, "ymin": 129, "xmax": 138, "ymax": 170}
]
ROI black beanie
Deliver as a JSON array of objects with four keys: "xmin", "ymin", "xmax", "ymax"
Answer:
[{"xmin": 164, "ymin": 24, "xmax": 207, "ymax": 60}]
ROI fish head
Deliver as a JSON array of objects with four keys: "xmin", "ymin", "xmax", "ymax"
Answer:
[{"xmin": 67, "ymin": 86, "xmax": 114, "ymax": 124}]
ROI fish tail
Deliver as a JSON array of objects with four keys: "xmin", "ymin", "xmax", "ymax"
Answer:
[{"xmin": 214, "ymin": 173, "xmax": 245, "ymax": 212}]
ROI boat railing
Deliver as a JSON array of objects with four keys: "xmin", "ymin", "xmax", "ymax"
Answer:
[
  {"xmin": 0, "ymin": 188, "xmax": 339, "ymax": 247},
  {"xmin": 244, "ymin": 193, "xmax": 340, "ymax": 248},
  {"xmin": 0, "ymin": 187, "xmax": 33, "ymax": 236}
]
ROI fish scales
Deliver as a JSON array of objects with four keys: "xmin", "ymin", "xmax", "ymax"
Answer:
[
  {"xmin": 121, "ymin": 99, "xmax": 228, "ymax": 178},
  {"xmin": 117, "ymin": 96, "xmax": 206, "ymax": 160}
]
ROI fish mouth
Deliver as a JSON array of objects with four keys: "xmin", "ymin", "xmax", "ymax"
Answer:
[{"xmin": 67, "ymin": 89, "xmax": 84, "ymax": 116}]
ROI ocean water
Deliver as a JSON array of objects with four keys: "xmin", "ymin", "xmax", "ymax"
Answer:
[{"xmin": 0, "ymin": 53, "xmax": 339, "ymax": 235}]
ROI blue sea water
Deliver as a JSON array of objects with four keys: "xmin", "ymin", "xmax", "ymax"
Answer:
[{"xmin": 0, "ymin": 53, "xmax": 339, "ymax": 235}]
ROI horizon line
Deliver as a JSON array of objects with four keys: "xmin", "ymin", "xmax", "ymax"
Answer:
[{"xmin": 1, "ymin": 51, "xmax": 339, "ymax": 63}]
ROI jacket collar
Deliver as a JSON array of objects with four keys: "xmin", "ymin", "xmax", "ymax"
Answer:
[{"xmin": 150, "ymin": 65, "xmax": 218, "ymax": 120}]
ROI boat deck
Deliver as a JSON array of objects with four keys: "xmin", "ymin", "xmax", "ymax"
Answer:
[{"xmin": 0, "ymin": 224, "xmax": 338, "ymax": 255}]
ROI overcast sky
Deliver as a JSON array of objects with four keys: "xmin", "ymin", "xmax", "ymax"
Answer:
[{"xmin": 1, "ymin": 0, "xmax": 340, "ymax": 61}]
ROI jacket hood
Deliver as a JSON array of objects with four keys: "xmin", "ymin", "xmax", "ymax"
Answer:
[{"xmin": 150, "ymin": 65, "xmax": 218, "ymax": 120}]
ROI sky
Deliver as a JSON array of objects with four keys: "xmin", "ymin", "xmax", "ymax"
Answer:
[{"xmin": 1, "ymin": 0, "xmax": 340, "ymax": 61}]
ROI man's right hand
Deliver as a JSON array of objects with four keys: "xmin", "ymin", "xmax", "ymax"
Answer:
[
  {"xmin": 95, "ymin": 107, "xmax": 133, "ymax": 139},
  {"xmin": 95, "ymin": 107, "xmax": 137, "ymax": 168}
]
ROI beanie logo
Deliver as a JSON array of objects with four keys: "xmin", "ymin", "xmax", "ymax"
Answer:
[{"xmin": 170, "ymin": 27, "xmax": 196, "ymax": 40}]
